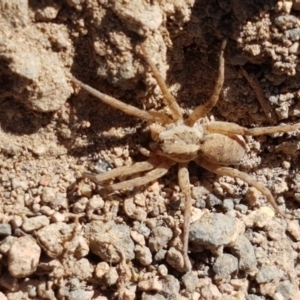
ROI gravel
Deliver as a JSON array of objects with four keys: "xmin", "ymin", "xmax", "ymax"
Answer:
[
  {"xmin": 84, "ymin": 220, "xmax": 135, "ymax": 263},
  {"xmin": 1, "ymin": 0, "xmax": 300, "ymax": 299}
]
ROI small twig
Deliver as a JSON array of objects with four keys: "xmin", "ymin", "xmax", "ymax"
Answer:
[{"xmin": 241, "ymin": 68, "xmax": 278, "ymax": 124}]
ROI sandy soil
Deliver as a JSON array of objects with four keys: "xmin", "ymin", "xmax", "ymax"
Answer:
[{"xmin": 1, "ymin": 0, "xmax": 300, "ymax": 299}]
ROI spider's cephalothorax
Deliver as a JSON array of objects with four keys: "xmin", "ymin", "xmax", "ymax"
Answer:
[
  {"xmin": 149, "ymin": 123, "xmax": 204, "ymax": 162},
  {"xmin": 72, "ymin": 40, "xmax": 300, "ymax": 272}
]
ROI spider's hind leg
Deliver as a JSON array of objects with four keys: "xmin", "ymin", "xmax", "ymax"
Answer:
[
  {"xmin": 195, "ymin": 157, "xmax": 287, "ymax": 218},
  {"xmin": 178, "ymin": 163, "xmax": 193, "ymax": 272}
]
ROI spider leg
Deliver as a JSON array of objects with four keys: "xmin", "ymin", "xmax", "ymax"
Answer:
[
  {"xmin": 186, "ymin": 40, "xmax": 227, "ymax": 127},
  {"xmin": 83, "ymin": 158, "xmax": 159, "ymax": 184},
  {"xmin": 108, "ymin": 159, "xmax": 175, "ymax": 191},
  {"xmin": 85, "ymin": 158, "xmax": 176, "ymax": 192},
  {"xmin": 140, "ymin": 45, "xmax": 183, "ymax": 122},
  {"xmin": 148, "ymin": 111, "xmax": 173, "ymax": 124},
  {"xmin": 204, "ymin": 121, "xmax": 300, "ymax": 136},
  {"xmin": 195, "ymin": 157, "xmax": 287, "ymax": 217},
  {"xmin": 178, "ymin": 163, "xmax": 192, "ymax": 272},
  {"xmin": 72, "ymin": 77, "xmax": 168, "ymax": 124}
]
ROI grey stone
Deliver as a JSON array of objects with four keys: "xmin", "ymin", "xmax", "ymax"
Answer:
[
  {"xmin": 213, "ymin": 253, "xmax": 238, "ymax": 278},
  {"xmin": 182, "ymin": 272, "xmax": 199, "ymax": 291},
  {"xmin": 160, "ymin": 275, "xmax": 180, "ymax": 299},
  {"xmin": 154, "ymin": 249, "xmax": 167, "ymax": 261},
  {"xmin": 189, "ymin": 213, "xmax": 238, "ymax": 250},
  {"xmin": 223, "ymin": 198, "xmax": 234, "ymax": 212},
  {"xmin": 256, "ymin": 265, "xmax": 283, "ymax": 283},
  {"xmin": 235, "ymin": 204, "xmax": 248, "ymax": 214},
  {"xmin": 274, "ymin": 15, "xmax": 298, "ymax": 29},
  {"xmin": 275, "ymin": 280, "xmax": 294, "ymax": 299},
  {"xmin": 0, "ymin": 224, "xmax": 12, "ymax": 236},
  {"xmin": 232, "ymin": 235, "xmax": 257, "ymax": 275},
  {"xmin": 284, "ymin": 28, "xmax": 300, "ymax": 41},
  {"xmin": 206, "ymin": 194, "xmax": 222, "ymax": 208},
  {"xmin": 246, "ymin": 295, "xmax": 265, "ymax": 300}
]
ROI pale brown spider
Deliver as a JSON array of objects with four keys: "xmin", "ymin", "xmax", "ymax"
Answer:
[{"xmin": 72, "ymin": 40, "xmax": 300, "ymax": 272}]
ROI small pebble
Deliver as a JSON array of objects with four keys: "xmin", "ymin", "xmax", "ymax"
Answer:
[
  {"xmin": 8, "ymin": 236, "xmax": 41, "ymax": 278},
  {"xmin": 41, "ymin": 187, "xmax": 57, "ymax": 204},
  {"xmin": 131, "ymin": 230, "xmax": 146, "ymax": 246},
  {"xmin": 148, "ymin": 226, "xmax": 173, "ymax": 252},
  {"xmin": 11, "ymin": 178, "xmax": 28, "ymax": 191},
  {"xmin": 10, "ymin": 216, "xmax": 23, "ymax": 229},
  {"xmin": 95, "ymin": 262, "xmax": 110, "ymax": 279},
  {"xmin": 80, "ymin": 184, "xmax": 92, "ymax": 198},
  {"xmin": 213, "ymin": 253, "xmax": 238, "ymax": 280},
  {"xmin": 166, "ymin": 247, "xmax": 185, "ymax": 272},
  {"xmin": 222, "ymin": 198, "xmax": 234, "ymax": 212},
  {"xmin": 232, "ymin": 235, "xmax": 258, "ymax": 276},
  {"xmin": 157, "ymin": 264, "xmax": 168, "ymax": 277},
  {"xmin": 51, "ymin": 212, "xmax": 65, "ymax": 223},
  {"xmin": 103, "ymin": 267, "xmax": 118, "ymax": 286},
  {"xmin": 287, "ymin": 220, "xmax": 300, "ymax": 241},
  {"xmin": 135, "ymin": 245, "xmax": 152, "ymax": 266},
  {"xmin": 22, "ymin": 216, "xmax": 50, "ymax": 232},
  {"xmin": 138, "ymin": 277, "xmax": 163, "ymax": 292},
  {"xmin": 182, "ymin": 272, "xmax": 199, "ymax": 291},
  {"xmin": 85, "ymin": 220, "xmax": 135, "ymax": 263}
]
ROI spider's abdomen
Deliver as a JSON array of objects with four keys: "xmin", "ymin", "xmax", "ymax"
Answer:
[{"xmin": 199, "ymin": 133, "xmax": 246, "ymax": 165}]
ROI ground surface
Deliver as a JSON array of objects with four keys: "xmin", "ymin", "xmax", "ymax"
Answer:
[{"xmin": 1, "ymin": 0, "xmax": 300, "ymax": 299}]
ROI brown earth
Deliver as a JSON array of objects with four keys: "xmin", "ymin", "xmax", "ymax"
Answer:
[{"xmin": 1, "ymin": 0, "xmax": 300, "ymax": 299}]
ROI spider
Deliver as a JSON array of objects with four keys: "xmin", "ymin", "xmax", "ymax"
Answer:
[{"xmin": 72, "ymin": 40, "xmax": 300, "ymax": 272}]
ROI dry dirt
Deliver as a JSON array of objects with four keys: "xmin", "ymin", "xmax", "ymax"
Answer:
[{"xmin": 1, "ymin": 0, "xmax": 300, "ymax": 299}]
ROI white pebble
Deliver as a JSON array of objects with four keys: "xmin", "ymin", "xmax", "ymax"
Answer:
[
  {"xmin": 95, "ymin": 262, "xmax": 110, "ymax": 279},
  {"xmin": 41, "ymin": 187, "xmax": 56, "ymax": 204},
  {"xmin": 51, "ymin": 212, "xmax": 65, "ymax": 222},
  {"xmin": 11, "ymin": 178, "xmax": 28, "ymax": 191},
  {"xmin": 287, "ymin": 220, "xmax": 300, "ymax": 241},
  {"xmin": 135, "ymin": 245, "xmax": 152, "ymax": 266},
  {"xmin": 157, "ymin": 264, "xmax": 168, "ymax": 277}
]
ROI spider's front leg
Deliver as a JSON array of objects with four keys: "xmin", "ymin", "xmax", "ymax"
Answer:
[
  {"xmin": 185, "ymin": 39, "xmax": 227, "ymax": 127},
  {"xmin": 83, "ymin": 157, "xmax": 175, "ymax": 192},
  {"xmin": 204, "ymin": 121, "xmax": 300, "ymax": 136}
]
